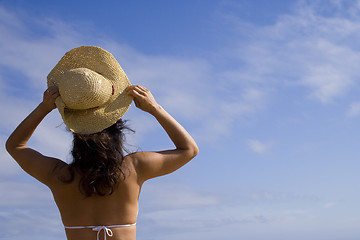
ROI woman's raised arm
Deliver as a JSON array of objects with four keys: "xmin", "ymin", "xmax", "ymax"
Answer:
[
  {"xmin": 5, "ymin": 87, "xmax": 64, "ymax": 186},
  {"xmin": 126, "ymin": 85, "xmax": 199, "ymax": 182}
]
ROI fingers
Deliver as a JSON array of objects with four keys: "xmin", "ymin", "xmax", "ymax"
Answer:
[
  {"xmin": 126, "ymin": 85, "xmax": 149, "ymax": 96},
  {"xmin": 136, "ymin": 85, "xmax": 149, "ymax": 94},
  {"xmin": 43, "ymin": 87, "xmax": 60, "ymax": 103},
  {"xmin": 47, "ymin": 91, "xmax": 60, "ymax": 99},
  {"xmin": 45, "ymin": 86, "xmax": 59, "ymax": 96},
  {"xmin": 126, "ymin": 86, "xmax": 146, "ymax": 102},
  {"xmin": 126, "ymin": 85, "xmax": 158, "ymax": 113},
  {"xmin": 41, "ymin": 87, "xmax": 59, "ymax": 111}
]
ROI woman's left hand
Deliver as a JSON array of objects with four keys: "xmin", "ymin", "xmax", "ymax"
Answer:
[{"xmin": 40, "ymin": 86, "xmax": 60, "ymax": 112}]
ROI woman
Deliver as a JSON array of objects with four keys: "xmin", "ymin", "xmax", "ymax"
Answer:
[{"xmin": 6, "ymin": 47, "xmax": 198, "ymax": 240}]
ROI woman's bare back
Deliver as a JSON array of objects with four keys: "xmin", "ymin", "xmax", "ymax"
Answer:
[{"xmin": 51, "ymin": 156, "xmax": 140, "ymax": 240}]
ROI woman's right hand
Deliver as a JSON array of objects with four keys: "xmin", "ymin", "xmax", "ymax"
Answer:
[
  {"xmin": 40, "ymin": 86, "xmax": 60, "ymax": 113},
  {"xmin": 126, "ymin": 85, "xmax": 161, "ymax": 114}
]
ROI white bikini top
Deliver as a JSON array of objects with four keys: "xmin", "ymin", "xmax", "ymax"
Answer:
[{"xmin": 65, "ymin": 223, "xmax": 136, "ymax": 240}]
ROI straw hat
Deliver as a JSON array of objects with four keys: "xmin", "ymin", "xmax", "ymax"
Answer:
[{"xmin": 47, "ymin": 46, "xmax": 132, "ymax": 134}]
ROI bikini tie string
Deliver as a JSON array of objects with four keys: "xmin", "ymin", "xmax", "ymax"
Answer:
[{"xmin": 92, "ymin": 226, "xmax": 113, "ymax": 240}]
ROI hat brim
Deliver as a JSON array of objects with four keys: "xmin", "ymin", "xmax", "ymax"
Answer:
[{"xmin": 47, "ymin": 46, "xmax": 133, "ymax": 134}]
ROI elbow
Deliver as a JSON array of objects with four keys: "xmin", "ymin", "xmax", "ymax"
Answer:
[
  {"xmin": 5, "ymin": 138, "xmax": 11, "ymax": 152},
  {"xmin": 193, "ymin": 145, "xmax": 199, "ymax": 158},
  {"xmin": 5, "ymin": 137, "xmax": 21, "ymax": 155},
  {"xmin": 5, "ymin": 138, "xmax": 14, "ymax": 154},
  {"xmin": 188, "ymin": 144, "xmax": 199, "ymax": 160},
  {"xmin": 178, "ymin": 143, "xmax": 199, "ymax": 162}
]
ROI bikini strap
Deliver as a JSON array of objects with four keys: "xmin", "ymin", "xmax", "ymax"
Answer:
[
  {"xmin": 65, "ymin": 223, "xmax": 136, "ymax": 240},
  {"xmin": 92, "ymin": 226, "xmax": 113, "ymax": 240}
]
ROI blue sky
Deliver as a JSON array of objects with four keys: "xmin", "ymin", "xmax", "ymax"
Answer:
[{"xmin": 1, "ymin": 0, "xmax": 360, "ymax": 239}]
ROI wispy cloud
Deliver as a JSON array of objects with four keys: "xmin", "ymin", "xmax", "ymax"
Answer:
[
  {"xmin": 138, "ymin": 184, "xmax": 324, "ymax": 239},
  {"xmin": 246, "ymin": 139, "xmax": 273, "ymax": 155},
  {"xmin": 347, "ymin": 102, "xmax": 360, "ymax": 117},
  {"xmin": 0, "ymin": 5, "xmax": 83, "ymax": 89},
  {"xmin": 0, "ymin": 207, "xmax": 64, "ymax": 240},
  {"xmin": 248, "ymin": 191, "xmax": 319, "ymax": 203},
  {"xmin": 222, "ymin": 0, "xmax": 360, "ymax": 104},
  {"xmin": 0, "ymin": 180, "xmax": 64, "ymax": 239},
  {"xmin": 323, "ymin": 202, "xmax": 337, "ymax": 208},
  {"xmin": 140, "ymin": 182, "xmax": 220, "ymax": 210},
  {"xmin": 0, "ymin": 181, "xmax": 52, "ymax": 206}
]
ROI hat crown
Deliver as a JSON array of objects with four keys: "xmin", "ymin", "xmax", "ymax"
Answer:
[
  {"xmin": 47, "ymin": 46, "xmax": 132, "ymax": 134},
  {"xmin": 58, "ymin": 68, "xmax": 113, "ymax": 110}
]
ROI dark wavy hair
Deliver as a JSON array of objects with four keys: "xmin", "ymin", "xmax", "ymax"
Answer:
[{"xmin": 67, "ymin": 119, "xmax": 133, "ymax": 197}]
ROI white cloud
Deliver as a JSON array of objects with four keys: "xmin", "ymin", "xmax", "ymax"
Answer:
[
  {"xmin": 0, "ymin": 207, "xmax": 64, "ymax": 240},
  {"xmin": 248, "ymin": 191, "xmax": 318, "ymax": 203},
  {"xmin": 0, "ymin": 180, "xmax": 52, "ymax": 206},
  {"xmin": 0, "ymin": 7, "xmax": 82, "ymax": 89},
  {"xmin": 347, "ymin": 102, "xmax": 360, "ymax": 117},
  {"xmin": 299, "ymin": 41, "xmax": 358, "ymax": 103},
  {"xmin": 141, "ymin": 182, "xmax": 220, "ymax": 210},
  {"xmin": 283, "ymin": 209, "xmax": 307, "ymax": 215},
  {"xmin": 247, "ymin": 139, "xmax": 272, "ymax": 155},
  {"xmin": 193, "ymin": 87, "xmax": 268, "ymax": 144},
  {"xmin": 223, "ymin": 0, "xmax": 360, "ymax": 105},
  {"xmin": 323, "ymin": 202, "xmax": 337, "ymax": 208}
]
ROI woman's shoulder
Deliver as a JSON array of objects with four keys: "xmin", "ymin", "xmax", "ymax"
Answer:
[
  {"xmin": 51, "ymin": 160, "xmax": 75, "ymax": 185},
  {"xmin": 123, "ymin": 152, "xmax": 149, "ymax": 179},
  {"xmin": 123, "ymin": 151, "xmax": 151, "ymax": 168},
  {"xmin": 123, "ymin": 152, "xmax": 140, "ymax": 171}
]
